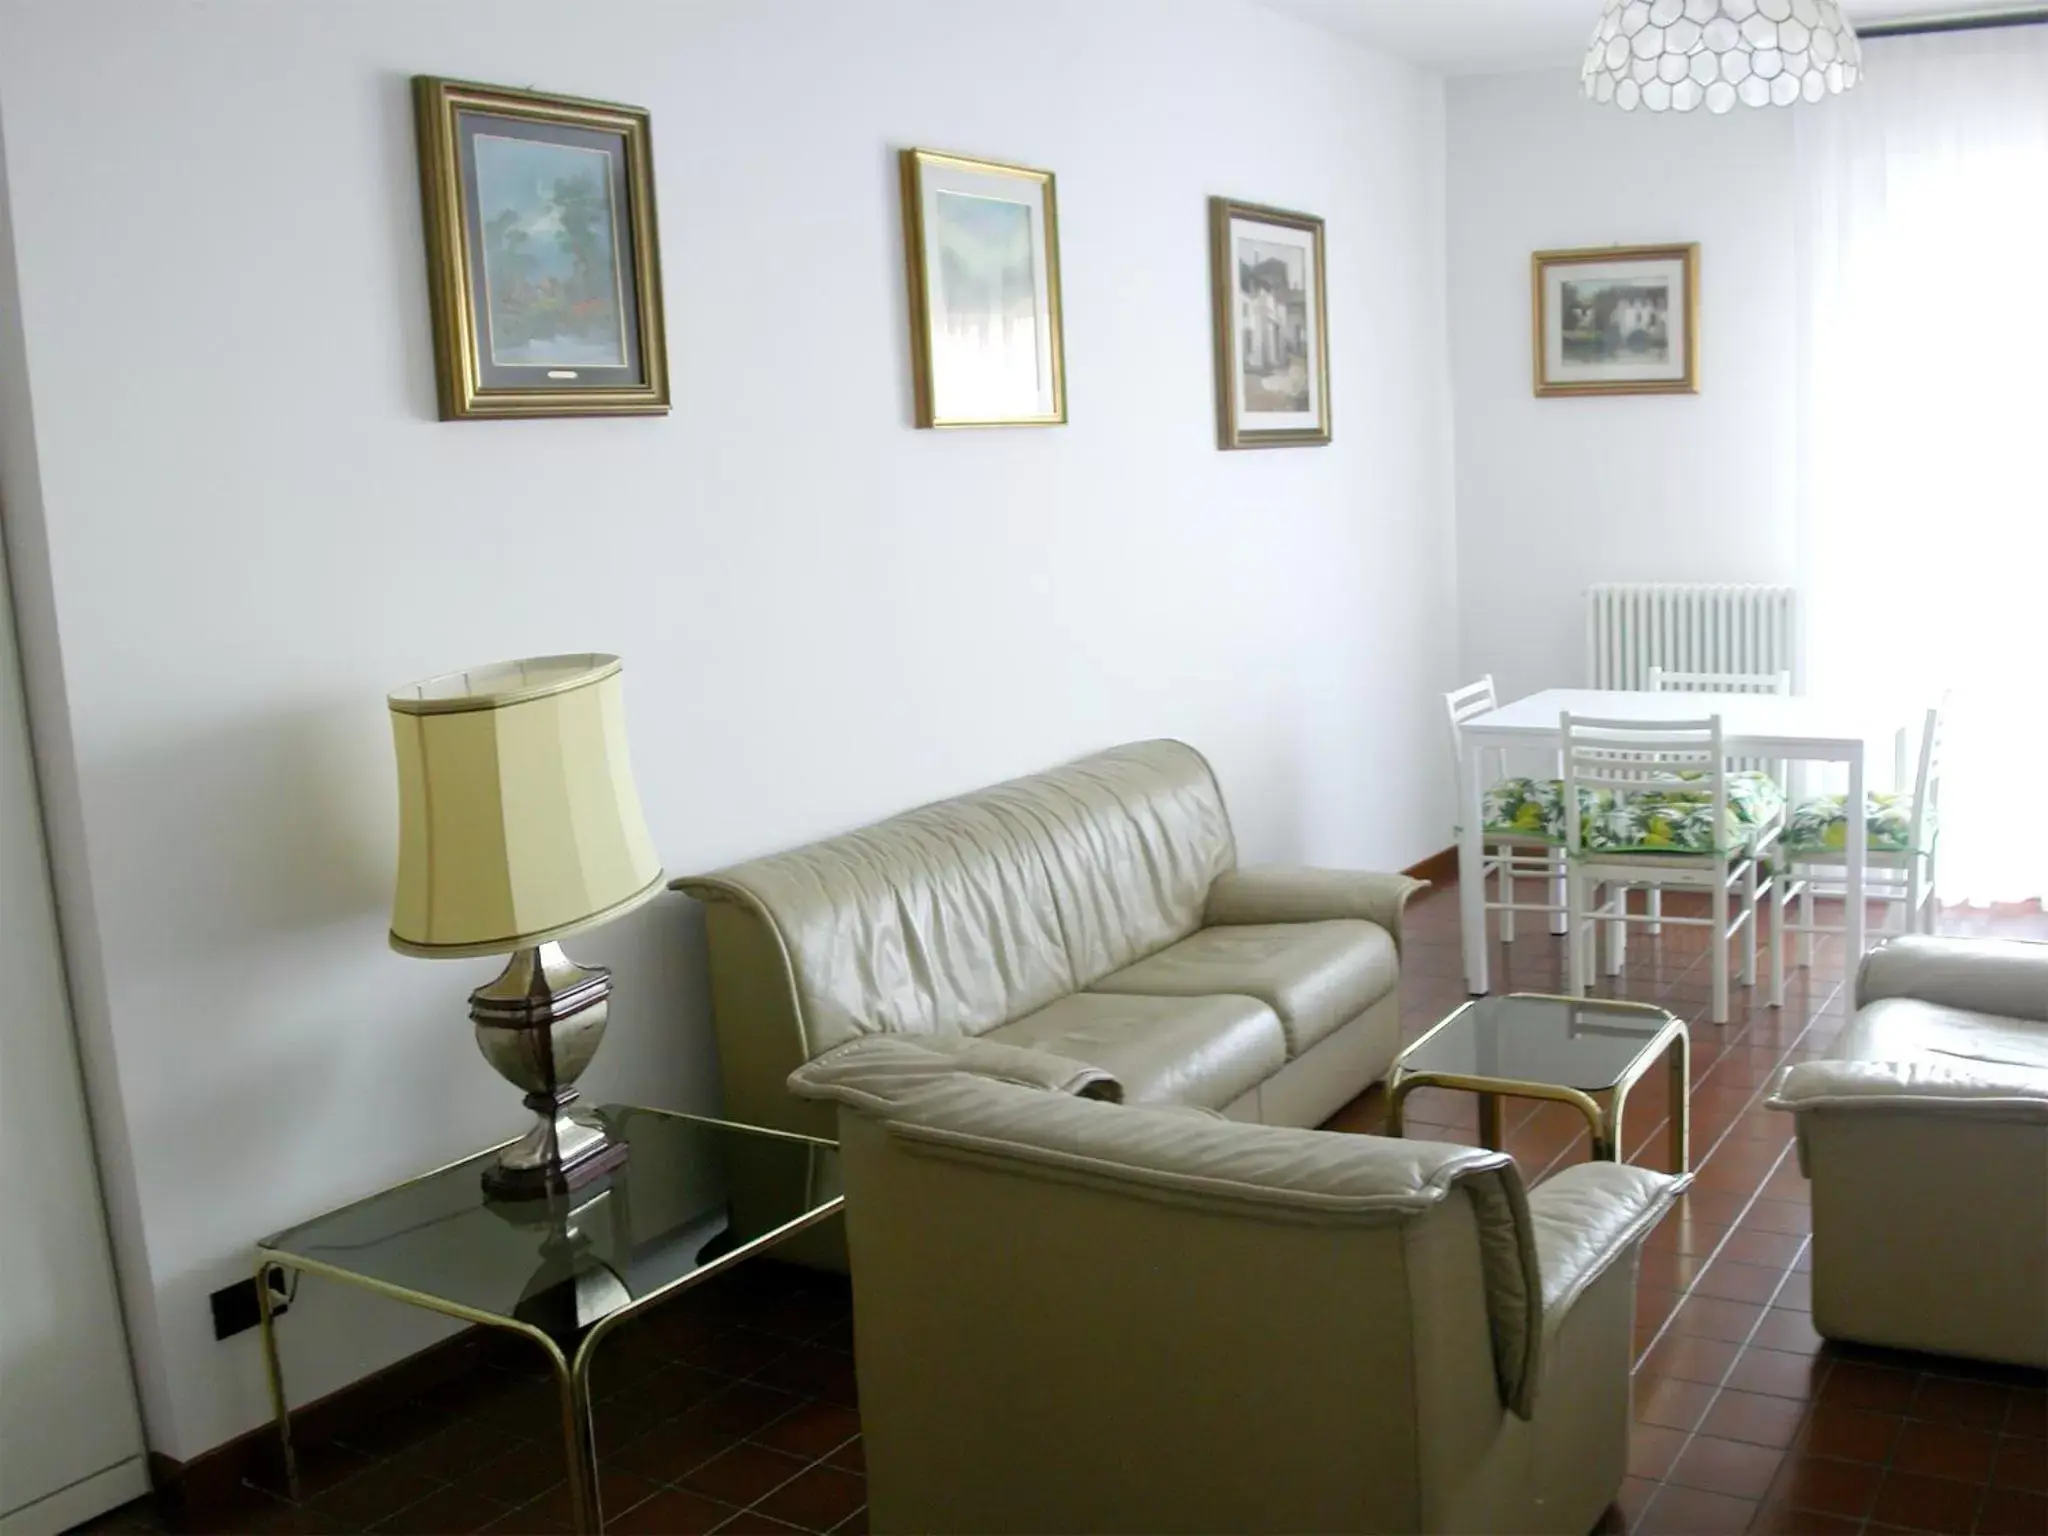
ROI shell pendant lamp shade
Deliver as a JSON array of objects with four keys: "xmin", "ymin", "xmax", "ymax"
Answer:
[
  {"xmin": 1583, "ymin": 0, "xmax": 1862, "ymax": 115},
  {"xmin": 388, "ymin": 654, "xmax": 662, "ymax": 957}
]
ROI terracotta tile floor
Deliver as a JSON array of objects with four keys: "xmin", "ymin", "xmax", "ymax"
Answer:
[{"xmin": 79, "ymin": 879, "xmax": 2046, "ymax": 1536}]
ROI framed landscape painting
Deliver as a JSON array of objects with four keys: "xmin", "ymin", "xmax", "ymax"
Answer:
[
  {"xmin": 1533, "ymin": 243, "xmax": 1698, "ymax": 397},
  {"xmin": 899, "ymin": 148, "xmax": 1066, "ymax": 428},
  {"xmin": 413, "ymin": 77, "xmax": 669, "ymax": 419},
  {"xmin": 1209, "ymin": 197, "xmax": 1330, "ymax": 449}
]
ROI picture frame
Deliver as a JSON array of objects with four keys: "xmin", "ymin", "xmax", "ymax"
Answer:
[
  {"xmin": 1532, "ymin": 243, "xmax": 1699, "ymax": 397},
  {"xmin": 1209, "ymin": 197, "xmax": 1331, "ymax": 450},
  {"xmin": 899, "ymin": 148, "xmax": 1066, "ymax": 429},
  {"xmin": 413, "ymin": 77, "xmax": 669, "ymax": 420}
]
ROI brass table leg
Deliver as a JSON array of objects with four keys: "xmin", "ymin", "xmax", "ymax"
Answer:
[
  {"xmin": 1668, "ymin": 1026, "xmax": 1691, "ymax": 1174},
  {"xmin": 1385, "ymin": 1073, "xmax": 1410, "ymax": 1138},
  {"xmin": 1593, "ymin": 1092, "xmax": 1622, "ymax": 1163},
  {"xmin": 569, "ymin": 1340, "xmax": 606, "ymax": 1533},
  {"xmin": 255, "ymin": 1260, "xmax": 300, "ymax": 1502},
  {"xmin": 536, "ymin": 1339, "xmax": 601, "ymax": 1535},
  {"xmin": 1477, "ymin": 1092, "xmax": 1505, "ymax": 1152}
]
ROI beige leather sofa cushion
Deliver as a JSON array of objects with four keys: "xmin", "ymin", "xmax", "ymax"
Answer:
[
  {"xmin": 1086, "ymin": 920, "xmax": 1397, "ymax": 1056},
  {"xmin": 1837, "ymin": 996, "xmax": 2048, "ymax": 1072},
  {"xmin": 680, "ymin": 798, "xmax": 1075, "ymax": 1055},
  {"xmin": 987, "ymin": 993, "xmax": 1287, "ymax": 1111},
  {"xmin": 982, "ymin": 740, "xmax": 1235, "ymax": 984}
]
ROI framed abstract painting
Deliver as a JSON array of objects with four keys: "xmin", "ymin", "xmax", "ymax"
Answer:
[
  {"xmin": 1532, "ymin": 243, "xmax": 1699, "ymax": 397},
  {"xmin": 1209, "ymin": 197, "xmax": 1330, "ymax": 449},
  {"xmin": 413, "ymin": 77, "xmax": 669, "ymax": 419},
  {"xmin": 899, "ymin": 148, "xmax": 1066, "ymax": 428}
]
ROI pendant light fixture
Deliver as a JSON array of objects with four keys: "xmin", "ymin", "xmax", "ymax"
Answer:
[{"xmin": 1583, "ymin": 0, "xmax": 1863, "ymax": 114}]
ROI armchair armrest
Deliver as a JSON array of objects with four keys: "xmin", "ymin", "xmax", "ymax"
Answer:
[
  {"xmin": 1856, "ymin": 936, "xmax": 2048, "ymax": 1022},
  {"xmin": 1767, "ymin": 1058, "xmax": 2048, "ymax": 1127},
  {"xmin": 1204, "ymin": 866, "xmax": 1428, "ymax": 949},
  {"xmin": 789, "ymin": 1033, "xmax": 1124, "ymax": 1110},
  {"xmin": 1527, "ymin": 1162, "xmax": 1690, "ymax": 1336}
]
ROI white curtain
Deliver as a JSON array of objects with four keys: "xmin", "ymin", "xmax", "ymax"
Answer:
[{"xmin": 1795, "ymin": 25, "xmax": 2048, "ymax": 904}]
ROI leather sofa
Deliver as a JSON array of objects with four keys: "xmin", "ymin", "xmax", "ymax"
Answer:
[
  {"xmin": 789, "ymin": 1033, "xmax": 1689, "ymax": 1535},
  {"xmin": 1768, "ymin": 936, "xmax": 2048, "ymax": 1367},
  {"xmin": 672, "ymin": 740, "xmax": 1425, "ymax": 1147}
]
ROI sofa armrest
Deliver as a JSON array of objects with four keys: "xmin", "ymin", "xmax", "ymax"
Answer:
[
  {"xmin": 1204, "ymin": 866, "xmax": 1428, "ymax": 949},
  {"xmin": 1767, "ymin": 1058, "xmax": 2048, "ymax": 1126},
  {"xmin": 1856, "ymin": 936, "xmax": 2048, "ymax": 1022},
  {"xmin": 1527, "ymin": 1162, "xmax": 1689, "ymax": 1335}
]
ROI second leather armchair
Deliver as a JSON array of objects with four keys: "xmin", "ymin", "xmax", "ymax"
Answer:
[{"xmin": 791, "ymin": 1034, "xmax": 1689, "ymax": 1535}]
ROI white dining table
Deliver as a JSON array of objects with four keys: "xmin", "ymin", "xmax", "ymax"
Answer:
[{"xmin": 1457, "ymin": 688, "xmax": 1912, "ymax": 997}]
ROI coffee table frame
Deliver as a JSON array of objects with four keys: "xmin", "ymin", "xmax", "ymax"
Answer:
[
  {"xmin": 1385, "ymin": 993, "xmax": 1689, "ymax": 1172},
  {"xmin": 253, "ymin": 1109, "xmax": 842, "ymax": 1533}
]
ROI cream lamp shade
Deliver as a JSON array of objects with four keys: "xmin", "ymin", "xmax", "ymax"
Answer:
[{"xmin": 388, "ymin": 654, "xmax": 662, "ymax": 958}]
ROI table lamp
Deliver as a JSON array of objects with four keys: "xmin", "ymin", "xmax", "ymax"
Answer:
[{"xmin": 388, "ymin": 654, "xmax": 662, "ymax": 1198}]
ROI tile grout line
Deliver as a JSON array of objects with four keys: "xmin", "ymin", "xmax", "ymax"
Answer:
[
  {"xmin": 1637, "ymin": 1209, "xmax": 1822, "ymax": 1530},
  {"xmin": 1630, "ymin": 971, "xmax": 1846, "ymax": 1372}
]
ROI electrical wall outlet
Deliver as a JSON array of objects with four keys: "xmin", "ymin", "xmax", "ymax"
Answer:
[{"xmin": 210, "ymin": 1273, "xmax": 289, "ymax": 1340}]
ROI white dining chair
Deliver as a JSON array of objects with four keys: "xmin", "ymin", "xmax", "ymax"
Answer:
[
  {"xmin": 1774, "ymin": 702, "xmax": 1946, "ymax": 990},
  {"xmin": 1561, "ymin": 712, "xmax": 1784, "ymax": 1025},
  {"xmin": 1644, "ymin": 668, "xmax": 1793, "ymax": 938},
  {"xmin": 1444, "ymin": 676, "xmax": 1568, "ymax": 944}
]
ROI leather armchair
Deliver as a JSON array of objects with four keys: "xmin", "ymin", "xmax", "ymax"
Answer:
[
  {"xmin": 791, "ymin": 1035, "xmax": 1689, "ymax": 1535},
  {"xmin": 1769, "ymin": 936, "xmax": 2048, "ymax": 1367}
]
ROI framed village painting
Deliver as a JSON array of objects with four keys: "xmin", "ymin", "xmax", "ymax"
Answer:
[
  {"xmin": 413, "ymin": 77, "xmax": 669, "ymax": 419},
  {"xmin": 899, "ymin": 148, "xmax": 1066, "ymax": 428},
  {"xmin": 1532, "ymin": 243, "xmax": 1698, "ymax": 397},
  {"xmin": 1209, "ymin": 197, "xmax": 1330, "ymax": 449}
]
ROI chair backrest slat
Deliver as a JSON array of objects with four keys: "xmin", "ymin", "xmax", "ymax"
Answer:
[
  {"xmin": 1647, "ymin": 667, "xmax": 1792, "ymax": 697},
  {"xmin": 1562, "ymin": 711, "xmax": 1729, "ymax": 855},
  {"xmin": 1910, "ymin": 700, "xmax": 1946, "ymax": 844},
  {"xmin": 1648, "ymin": 667, "xmax": 1791, "ymax": 782},
  {"xmin": 1443, "ymin": 675, "xmax": 1504, "ymax": 786}
]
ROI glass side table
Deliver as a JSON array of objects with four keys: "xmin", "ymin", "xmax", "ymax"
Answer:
[
  {"xmin": 1385, "ymin": 993, "xmax": 1689, "ymax": 1172},
  {"xmin": 255, "ymin": 1106, "xmax": 840, "ymax": 1534}
]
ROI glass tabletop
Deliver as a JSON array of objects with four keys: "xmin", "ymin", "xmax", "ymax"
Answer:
[
  {"xmin": 1397, "ymin": 994, "xmax": 1680, "ymax": 1092},
  {"xmin": 260, "ymin": 1106, "xmax": 838, "ymax": 1346}
]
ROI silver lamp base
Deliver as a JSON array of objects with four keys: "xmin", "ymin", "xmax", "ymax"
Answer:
[{"xmin": 470, "ymin": 943, "xmax": 629, "ymax": 1199}]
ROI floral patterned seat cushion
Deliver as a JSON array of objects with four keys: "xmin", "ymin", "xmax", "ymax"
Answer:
[
  {"xmin": 1574, "ymin": 771, "xmax": 1786, "ymax": 856},
  {"xmin": 1481, "ymin": 778, "xmax": 1564, "ymax": 842},
  {"xmin": 1481, "ymin": 771, "xmax": 1783, "ymax": 853},
  {"xmin": 1573, "ymin": 787, "xmax": 1747, "ymax": 855},
  {"xmin": 1782, "ymin": 791, "xmax": 1931, "ymax": 856}
]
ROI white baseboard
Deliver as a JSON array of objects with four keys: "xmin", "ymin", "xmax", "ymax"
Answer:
[{"xmin": 0, "ymin": 1455, "xmax": 150, "ymax": 1536}]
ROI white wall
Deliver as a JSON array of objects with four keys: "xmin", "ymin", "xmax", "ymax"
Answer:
[
  {"xmin": 0, "ymin": 0, "xmax": 1455, "ymax": 1459},
  {"xmin": 1445, "ymin": 67, "xmax": 1798, "ymax": 699}
]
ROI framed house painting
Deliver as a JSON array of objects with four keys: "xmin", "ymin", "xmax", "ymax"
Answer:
[
  {"xmin": 899, "ymin": 148, "xmax": 1066, "ymax": 428},
  {"xmin": 1532, "ymin": 243, "xmax": 1698, "ymax": 397},
  {"xmin": 413, "ymin": 77, "xmax": 669, "ymax": 420},
  {"xmin": 1209, "ymin": 197, "xmax": 1330, "ymax": 449}
]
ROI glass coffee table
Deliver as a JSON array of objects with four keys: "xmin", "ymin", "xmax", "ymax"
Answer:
[
  {"xmin": 255, "ymin": 1106, "xmax": 840, "ymax": 1534},
  {"xmin": 1386, "ymin": 993, "xmax": 1689, "ymax": 1171}
]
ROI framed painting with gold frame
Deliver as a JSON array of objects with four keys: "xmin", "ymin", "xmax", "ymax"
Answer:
[
  {"xmin": 1532, "ymin": 243, "xmax": 1698, "ymax": 397},
  {"xmin": 899, "ymin": 148, "xmax": 1066, "ymax": 428},
  {"xmin": 1209, "ymin": 197, "xmax": 1331, "ymax": 449},
  {"xmin": 413, "ymin": 77, "xmax": 668, "ymax": 420}
]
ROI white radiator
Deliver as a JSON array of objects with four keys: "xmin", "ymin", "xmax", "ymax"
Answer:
[{"xmin": 1585, "ymin": 583, "xmax": 1802, "ymax": 691}]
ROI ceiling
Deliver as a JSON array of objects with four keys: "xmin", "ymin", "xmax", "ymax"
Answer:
[{"xmin": 1259, "ymin": 0, "xmax": 2043, "ymax": 74}]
